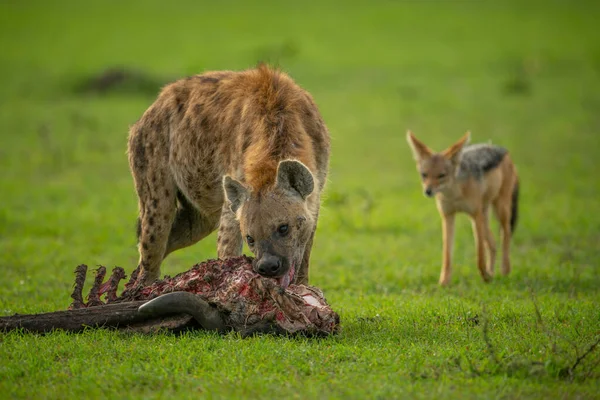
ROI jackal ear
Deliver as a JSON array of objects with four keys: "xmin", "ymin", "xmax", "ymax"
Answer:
[
  {"xmin": 442, "ymin": 131, "xmax": 471, "ymax": 164},
  {"xmin": 276, "ymin": 160, "xmax": 314, "ymax": 200},
  {"xmin": 406, "ymin": 130, "xmax": 433, "ymax": 161},
  {"xmin": 223, "ymin": 176, "xmax": 249, "ymax": 213}
]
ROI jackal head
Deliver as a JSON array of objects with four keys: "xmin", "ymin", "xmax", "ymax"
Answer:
[
  {"xmin": 223, "ymin": 160, "xmax": 315, "ymax": 288},
  {"xmin": 406, "ymin": 131, "xmax": 470, "ymax": 197}
]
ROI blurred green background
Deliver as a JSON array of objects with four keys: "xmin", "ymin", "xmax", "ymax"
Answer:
[{"xmin": 0, "ymin": 1, "xmax": 599, "ymax": 398}]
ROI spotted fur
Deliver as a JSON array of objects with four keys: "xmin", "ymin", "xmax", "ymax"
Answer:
[{"xmin": 128, "ymin": 65, "xmax": 330, "ymax": 284}]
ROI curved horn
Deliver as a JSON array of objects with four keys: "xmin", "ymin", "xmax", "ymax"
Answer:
[{"xmin": 138, "ymin": 292, "xmax": 226, "ymax": 332}]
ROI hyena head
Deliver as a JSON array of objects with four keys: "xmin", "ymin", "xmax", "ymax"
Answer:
[
  {"xmin": 406, "ymin": 131, "xmax": 470, "ymax": 197},
  {"xmin": 223, "ymin": 160, "xmax": 315, "ymax": 288}
]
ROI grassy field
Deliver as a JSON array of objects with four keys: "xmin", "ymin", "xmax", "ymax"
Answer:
[{"xmin": 1, "ymin": 0, "xmax": 599, "ymax": 398}]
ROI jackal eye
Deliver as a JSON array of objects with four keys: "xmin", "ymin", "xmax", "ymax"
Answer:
[
  {"xmin": 420, "ymin": 172, "xmax": 428, "ymax": 179},
  {"xmin": 438, "ymin": 173, "xmax": 446, "ymax": 179},
  {"xmin": 246, "ymin": 235, "xmax": 255, "ymax": 246},
  {"xmin": 277, "ymin": 224, "xmax": 289, "ymax": 236}
]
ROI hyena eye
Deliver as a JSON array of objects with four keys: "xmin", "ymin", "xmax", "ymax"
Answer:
[
  {"xmin": 438, "ymin": 173, "xmax": 446, "ymax": 179},
  {"xmin": 277, "ymin": 224, "xmax": 289, "ymax": 236},
  {"xmin": 246, "ymin": 235, "xmax": 255, "ymax": 246},
  {"xmin": 420, "ymin": 172, "xmax": 428, "ymax": 179}
]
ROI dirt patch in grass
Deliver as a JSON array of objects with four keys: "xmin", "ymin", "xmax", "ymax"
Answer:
[{"xmin": 72, "ymin": 67, "xmax": 168, "ymax": 96}]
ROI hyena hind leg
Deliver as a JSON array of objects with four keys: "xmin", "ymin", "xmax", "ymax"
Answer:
[
  {"xmin": 164, "ymin": 191, "xmax": 220, "ymax": 257},
  {"xmin": 217, "ymin": 205, "xmax": 243, "ymax": 259}
]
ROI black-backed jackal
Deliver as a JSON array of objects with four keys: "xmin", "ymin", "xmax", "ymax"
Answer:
[{"xmin": 406, "ymin": 131, "xmax": 519, "ymax": 285}]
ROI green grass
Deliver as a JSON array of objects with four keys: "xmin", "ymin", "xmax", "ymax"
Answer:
[{"xmin": 1, "ymin": 0, "xmax": 599, "ymax": 398}]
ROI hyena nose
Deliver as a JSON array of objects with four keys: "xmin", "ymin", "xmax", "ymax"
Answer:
[
  {"xmin": 424, "ymin": 187, "xmax": 434, "ymax": 197},
  {"xmin": 257, "ymin": 254, "xmax": 282, "ymax": 277}
]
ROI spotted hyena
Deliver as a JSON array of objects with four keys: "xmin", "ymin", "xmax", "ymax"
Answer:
[{"xmin": 127, "ymin": 65, "xmax": 330, "ymax": 287}]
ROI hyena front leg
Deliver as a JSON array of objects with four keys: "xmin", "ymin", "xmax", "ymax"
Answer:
[
  {"xmin": 136, "ymin": 196, "xmax": 176, "ymax": 283},
  {"xmin": 296, "ymin": 208, "xmax": 319, "ymax": 285},
  {"xmin": 296, "ymin": 229, "xmax": 314, "ymax": 286},
  {"xmin": 217, "ymin": 204, "xmax": 243, "ymax": 259},
  {"xmin": 130, "ymin": 158, "xmax": 177, "ymax": 284}
]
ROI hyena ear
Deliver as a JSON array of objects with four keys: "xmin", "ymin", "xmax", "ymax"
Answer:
[
  {"xmin": 223, "ymin": 176, "xmax": 249, "ymax": 213},
  {"xmin": 406, "ymin": 130, "xmax": 433, "ymax": 161},
  {"xmin": 442, "ymin": 131, "xmax": 471, "ymax": 164},
  {"xmin": 276, "ymin": 160, "xmax": 314, "ymax": 200}
]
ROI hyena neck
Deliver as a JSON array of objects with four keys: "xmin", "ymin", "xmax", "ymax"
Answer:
[
  {"xmin": 243, "ymin": 159, "xmax": 279, "ymax": 191},
  {"xmin": 244, "ymin": 156, "xmax": 318, "ymax": 193}
]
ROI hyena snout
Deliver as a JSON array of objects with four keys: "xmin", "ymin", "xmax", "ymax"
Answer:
[
  {"xmin": 424, "ymin": 187, "xmax": 434, "ymax": 197},
  {"xmin": 255, "ymin": 253, "xmax": 286, "ymax": 277}
]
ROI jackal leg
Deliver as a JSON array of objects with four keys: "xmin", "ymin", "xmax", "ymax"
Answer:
[
  {"xmin": 471, "ymin": 211, "xmax": 492, "ymax": 283},
  {"xmin": 483, "ymin": 206, "xmax": 497, "ymax": 276},
  {"xmin": 439, "ymin": 213, "xmax": 455, "ymax": 286},
  {"xmin": 493, "ymin": 200, "xmax": 512, "ymax": 275},
  {"xmin": 217, "ymin": 204, "xmax": 243, "ymax": 259},
  {"xmin": 164, "ymin": 192, "xmax": 220, "ymax": 257}
]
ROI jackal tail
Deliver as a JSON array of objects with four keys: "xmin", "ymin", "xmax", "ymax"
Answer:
[{"xmin": 510, "ymin": 178, "xmax": 519, "ymax": 234}]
